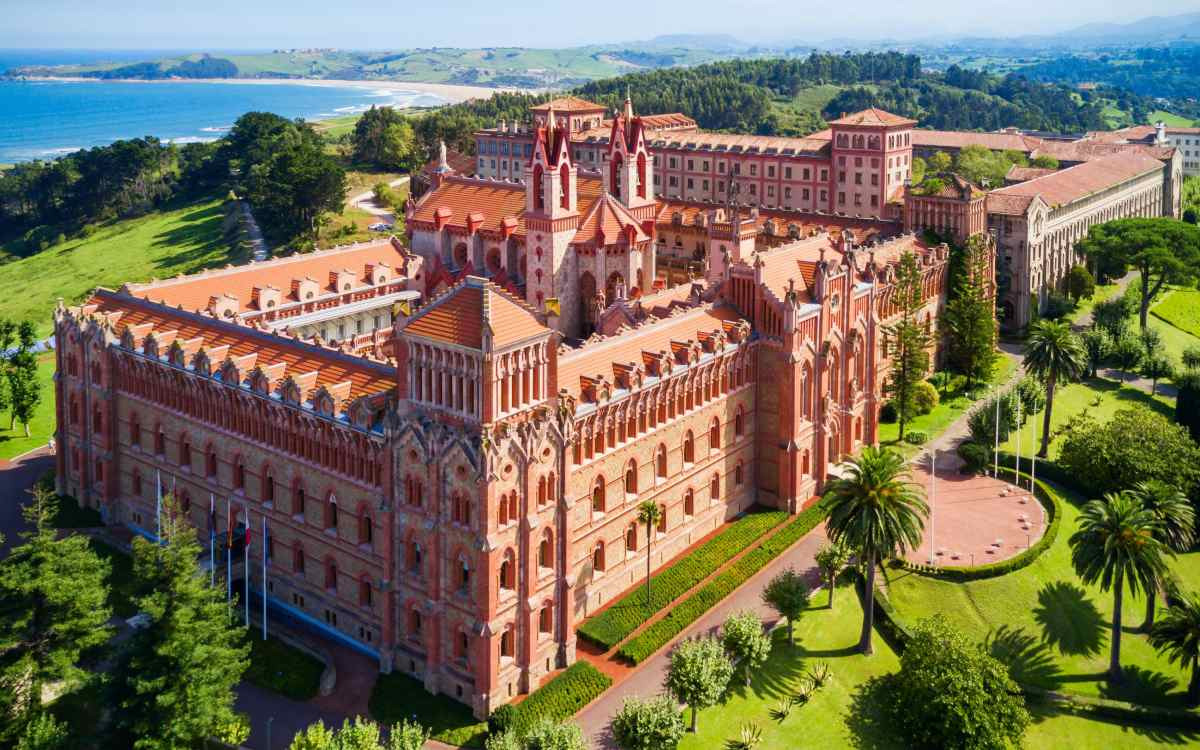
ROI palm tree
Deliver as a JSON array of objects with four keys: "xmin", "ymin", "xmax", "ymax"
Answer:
[
  {"xmin": 1069, "ymin": 490, "xmax": 1169, "ymax": 682},
  {"xmin": 823, "ymin": 446, "xmax": 927, "ymax": 655},
  {"xmin": 1023, "ymin": 320, "xmax": 1087, "ymax": 458},
  {"xmin": 1134, "ymin": 480, "xmax": 1196, "ymax": 630},
  {"xmin": 637, "ymin": 500, "xmax": 662, "ymax": 608},
  {"xmin": 1149, "ymin": 591, "xmax": 1200, "ymax": 706}
]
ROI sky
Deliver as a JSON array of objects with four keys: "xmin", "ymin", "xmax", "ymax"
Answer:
[{"xmin": 2, "ymin": 0, "xmax": 1198, "ymax": 50}]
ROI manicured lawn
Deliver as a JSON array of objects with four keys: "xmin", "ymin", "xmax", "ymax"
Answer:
[
  {"xmin": 885, "ymin": 481, "xmax": 1196, "ymax": 708},
  {"xmin": 0, "ymin": 352, "xmax": 56, "ymax": 460},
  {"xmin": 0, "ymin": 196, "xmax": 239, "ymax": 337},
  {"xmin": 369, "ymin": 671, "xmax": 487, "ymax": 748},
  {"xmin": 878, "ymin": 355, "xmax": 1019, "ymax": 459},
  {"xmin": 1151, "ymin": 287, "xmax": 1200, "ymax": 339},
  {"xmin": 997, "ymin": 377, "xmax": 1173, "ymax": 461},
  {"xmin": 1024, "ymin": 705, "xmax": 1200, "ymax": 747},
  {"xmin": 677, "ymin": 582, "xmax": 903, "ymax": 750},
  {"xmin": 314, "ymin": 114, "xmax": 362, "ymax": 140},
  {"xmin": 244, "ymin": 635, "xmax": 325, "ymax": 701}
]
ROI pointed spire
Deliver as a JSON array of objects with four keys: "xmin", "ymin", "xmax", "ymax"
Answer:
[{"xmin": 623, "ymin": 85, "xmax": 633, "ymax": 122}]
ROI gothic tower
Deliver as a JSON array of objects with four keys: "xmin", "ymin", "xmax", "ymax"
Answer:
[{"xmin": 604, "ymin": 92, "xmax": 655, "ymax": 215}]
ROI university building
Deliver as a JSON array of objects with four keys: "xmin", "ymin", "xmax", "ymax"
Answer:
[{"xmin": 55, "ymin": 96, "xmax": 1184, "ymax": 719}]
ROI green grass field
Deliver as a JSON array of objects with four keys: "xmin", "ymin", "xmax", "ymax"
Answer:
[
  {"xmin": 314, "ymin": 113, "xmax": 362, "ymax": 140},
  {"xmin": 1069, "ymin": 277, "xmax": 1123, "ymax": 327},
  {"xmin": 1149, "ymin": 110, "xmax": 1197, "ymax": 128},
  {"xmin": 1152, "ymin": 287, "xmax": 1200, "ymax": 340},
  {"xmin": 0, "ymin": 352, "xmax": 56, "ymax": 461},
  {"xmin": 997, "ymin": 377, "xmax": 1173, "ymax": 461},
  {"xmin": 886, "ymin": 481, "xmax": 1198, "ymax": 709},
  {"xmin": 0, "ymin": 196, "xmax": 239, "ymax": 337},
  {"xmin": 878, "ymin": 356, "xmax": 1019, "ymax": 459}
]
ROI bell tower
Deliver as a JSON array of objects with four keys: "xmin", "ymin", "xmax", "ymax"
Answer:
[
  {"xmin": 525, "ymin": 105, "xmax": 578, "ymax": 220},
  {"xmin": 604, "ymin": 91, "xmax": 655, "ymax": 213}
]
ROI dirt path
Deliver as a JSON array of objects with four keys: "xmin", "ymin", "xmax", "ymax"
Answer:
[{"xmin": 348, "ymin": 176, "xmax": 409, "ymax": 226}]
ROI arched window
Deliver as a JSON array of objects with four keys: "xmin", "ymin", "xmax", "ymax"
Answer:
[
  {"xmin": 406, "ymin": 476, "xmax": 423, "ymax": 508},
  {"xmin": 710, "ymin": 473, "xmax": 720, "ymax": 501},
  {"xmin": 358, "ymin": 511, "xmax": 373, "ymax": 546},
  {"xmin": 92, "ymin": 406, "xmax": 103, "ymax": 434},
  {"xmin": 359, "ymin": 578, "xmax": 373, "ymax": 607},
  {"xmin": 180, "ymin": 492, "xmax": 191, "ymax": 515},
  {"xmin": 538, "ymin": 531, "xmax": 554, "ymax": 569},
  {"xmin": 458, "ymin": 556, "xmax": 471, "ymax": 592},
  {"xmin": 547, "ymin": 472, "xmax": 557, "ymax": 503},
  {"xmin": 499, "ymin": 551, "xmax": 515, "ymax": 591},
  {"xmin": 409, "ymin": 608, "xmax": 423, "ymax": 639},
  {"xmin": 205, "ymin": 447, "xmax": 217, "ymax": 477},
  {"xmin": 709, "ymin": 418, "xmax": 720, "ymax": 452},
  {"xmin": 500, "ymin": 626, "xmax": 514, "ymax": 658},
  {"xmin": 507, "ymin": 493, "xmax": 517, "ymax": 523},
  {"xmin": 499, "ymin": 495, "xmax": 510, "ymax": 526},
  {"xmin": 537, "ymin": 476, "xmax": 547, "ymax": 506},
  {"xmin": 624, "ymin": 460, "xmax": 637, "ymax": 496},
  {"xmin": 592, "ymin": 541, "xmax": 606, "ymax": 572},
  {"xmin": 264, "ymin": 473, "xmax": 275, "ymax": 504},
  {"xmin": 130, "ymin": 414, "xmax": 141, "ymax": 447},
  {"xmin": 625, "ymin": 523, "xmax": 637, "ymax": 552},
  {"xmin": 453, "ymin": 493, "xmax": 470, "ymax": 525},
  {"xmin": 735, "ymin": 461, "xmax": 745, "ymax": 485},
  {"xmin": 234, "ymin": 459, "xmax": 245, "ymax": 490},
  {"xmin": 325, "ymin": 559, "xmax": 337, "ymax": 591},
  {"xmin": 155, "ymin": 428, "xmax": 165, "ymax": 456},
  {"xmin": 293, "ymin": 483, "xmax": 306, "ymax": 517},
  {"xmin": 560, "ymin": 162, "xmax": 571, "ymax": 209},
  {"xmin": 532, "ymin": 164, "xmax": 545, "ymax": 211},
  {"xmin": 683, "ymin": 431, "xmax": 695, "ymax": 465},
  {"xmin": 325, "ymin": 494, "xmax": 338, "ymax": 532},
  {"xmin": 456, "ymin": 630, "xmax": 470, "ymax": 662},
  {"xmin": 656, "ymin": 444, "xmax": 668, "ymax": 479},
  {"xmin": 293, "ymin": 545, "xmax": 306, "ymax": 574},
  {"xmin": 408, "ymin": 540, "xmax": 422, "ymax": 573},
  {"xmin": 591, "ymin": 476, "xmax": 605, "ymax": 513},
  {"xmin": 180, "ymin": 438, "xmax": 191, "ymax": 469},
  {"xmin": 69, "ymin": 396, "xmax": 79, "ymax": 426},
  {"xmin": 539, "ymin": 602, "xmax": 553, "ymax": 634},
  {"xmin": 734, "ymin": 407, "xmax": 745, "ymax": 437},
  {"xmin": 684, "ymin": 488, "xmax": 694, "ymax": 517},
  {"xmin": 657, "ymin": 504, "xmax": 667, "ymax": 533}
]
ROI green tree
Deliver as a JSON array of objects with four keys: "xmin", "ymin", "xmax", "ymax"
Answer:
[
  {"xmin": 637, "ymin": 500, "xmax": 662, "ymax": 608},
  {"xmin": 721, "ymin": 611, "xmax": 771, "ymax": 686},
  {"xmin": 824, "ymin": 446, "xmax": 927, "ymax": 654},
  {"xmin": 1092, "ymin": 294, "xmax": 1132, "ymax": 337},
  {"xmin": 289, "ymin": 716, "xmax": 427, "ymax": 750},
  {"xmin": 927, "ymin": 151, "xmax": 952, "ymax": 173},
  {"xmin": 611, "ymin": 694, "xmax": 686, "ymax": 750},
  {"xmin": 953, "ymin": 144, "xmax": 1012, "ymax": 187},
  {"xmin": 1066, "ymin": 264, "xmax": 1096, "ymax": 302},
  {"xmin": 665, "ymin": 636, "xmax": 734, "ymax": 732},
  {"xmin": 1081, "ymin": 328, "xmax": 1112, "ymax": 379},
  {"xmin": 14, "ymin": 713, "xmax": 69, "ymax": 750},
  {"xmin": 352, "ymin": 106, "xmax": 420, "ymax": 171},
  {"xmin": 943, "ymin": 234, "xmax": 997, "ymax": 388},
  {"xmin": 0, "ymin": 486, "xmax": 111, "ymax": 740},
  {"xmin": 1070, "ymin": 490, "xmax": 1170, "ymax": 681},
  {"xmin": 884, "ymin": 251, "xmax": 932, "ymax": 439},
  {"xmin": 1059, "ymin": 408, "xmax": 1200, "ymax": 500},
  {"xmin": 885, "ymin": 616, "xmax": 1030, "ymax": 750},
  {"xmin": 761, "ymin": 567, "xmax": 811, "ymax": 642},
  {"xmin": 1031, "ymin": 154, "xmax": 1059, "ymax": 169},
  {"xmin": 910, "ymin": 156, "xmax": 927, "ymax": 185},
  {"xmin": 1134, "ymin": 480, "xmax": 1196, "ymax": 630},
  {"xmin": 1078, "ymin": 218, "xmax": 1200, "ymax": 330},
  {"xmin": 1023, "ymin": 320, "xmax": 1086, "ymax": 457},
  {"xmin": 111, "ymin": 493, "xmax": 250, "ymax": 749},
  {"xmin": 1182, "ymin": 345, "xmax": 1200, "ymax": 372},
  {"xmin": 1149, "ymin": 591, "xmax": 1200, "ymax": 706},
  {"xmin": 1176, "ymin": 371, "xmax": 1200, "ymax": 443},
  {"xmin": 813, "ymin": 543, "xmax": 850, "ymax": 609},
  {"xmin": 521, "ymin": 719, "xmax": 587, "ymax": 750},
  {"xmin": 1141, "ymin": 352, "xmax": 1174, "ymax": 396},
  {"xmin": 1111, "ymin": 329, "xmax": 1144, "ymax": 382}
]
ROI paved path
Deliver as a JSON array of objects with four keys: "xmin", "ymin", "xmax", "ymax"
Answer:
[
  {"xmin": 349, "ymin": 176, "xmax": 409, "ymax": 226},
  {"xmin": 573, "ymin": 525, "xmax": 829, "ymax": 749},
  {"xmin": 0, "ymin": 447, "xmax": 55, "ymax": 555},
  {"xmin": 240, "ymin": 202, "xmax": 270, "ymax": 262},
  {"xmin": 920, "ymin": 343, "xmax": 1025, "ymax": 462}
]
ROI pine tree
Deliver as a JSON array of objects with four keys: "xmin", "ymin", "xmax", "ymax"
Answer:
[
  {"xmin": 110, "ymin": 494, "xmax": 249, "ymax": 750},
  {"xmin": 0, "ymin": 487, "xmax": 112, "ymax": 741},
  {"xmin": 7, "ymin": 322, "xmax": 40, "ymax": 436},
  {"xmin": 884, "ymin": 251, "xmax": 931, "ymax": 439},
  {"xmin": 943, "ymin": 234, "xmax": 998, "ymax": 388}
]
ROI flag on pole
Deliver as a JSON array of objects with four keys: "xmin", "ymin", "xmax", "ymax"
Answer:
[
  {"xmin": 262, "ymin": 515, "xmax": 268, "ymax": 642},
  {"xmin": 226, "ymin": 498, "xmax": 232, "ymax": 605},
  {"xmin": 244, "ymin": 514, "xmax": 251, "ymax": 628}
]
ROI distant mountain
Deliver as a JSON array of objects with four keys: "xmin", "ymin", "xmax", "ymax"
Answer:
[
  {"xmin": 1059, "ymin": 12, "xmax": 1200, "ymax": 42},
  {"xmin": 639, "ymin": 34, "xmax": 750, "ymax": 52}
]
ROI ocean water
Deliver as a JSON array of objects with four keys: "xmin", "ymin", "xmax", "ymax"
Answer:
[{"xmin": 0, "ymin": 51, "xmax": 447, "ymax": 163}]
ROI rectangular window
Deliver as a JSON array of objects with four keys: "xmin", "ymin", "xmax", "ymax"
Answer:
[
  {"xmin": 687, "ymin": 178, "xmax": 694, "ymax": 189},
  {"xmin": 784, "ymin": 167, "xmax": 792, "ymax": 179},
  {"xmin": 702, "ymin": 179, "xmax": 709, "ymax": 191},
  {"xmin": 749, "ymin": 164, "xmax": 757, "ymax": 176},
  {"xmin": 669, "ymin": 157, "xmax": 677, "ymax": 169},
  {"xmin": 669, "ymin": 176, "xmax": 678, "ymax": 187},
  {"xmin": 687, "ymin": 159, "xmax": 694, "ymax": 170},
  {"xmin": 767, "ymin": 185, "xmax": 775, "ymax": 197},
  {"xmin": 767, "ymin": 165, "xmax": 775, "ymax": 178},
  {"xmin": 803, "ymin": 168, "xmax": 810, "ymax": 180},
  {"xmin": 802, "ymin": 188, "xmax": 810, "ymax": 200},
  {"xmin": 838, "ymin": 192, "xmax": 845, "ymax": 204},
  {"xmin": 719, "ymin": 162, "xmax": 726, "ymax": 173}
]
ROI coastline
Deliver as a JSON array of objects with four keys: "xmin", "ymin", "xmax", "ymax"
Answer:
[{"xmin": 10, "ymin": 76, "xmax": 523, "ymax": 104}]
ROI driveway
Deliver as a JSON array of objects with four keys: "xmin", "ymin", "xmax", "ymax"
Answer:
[{"xmin": 0, "ymin": 447, "xmax": 55, "ymax": 556}]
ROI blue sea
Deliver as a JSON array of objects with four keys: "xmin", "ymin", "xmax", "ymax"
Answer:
[{"xmin": 0, "ymin": 50, "xmax": 448, "ymax": 164}]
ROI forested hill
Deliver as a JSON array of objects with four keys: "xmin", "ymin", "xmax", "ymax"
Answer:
[{"xmin": 417, "ymin": 52, "xmax": 1129, "ymax": 156}]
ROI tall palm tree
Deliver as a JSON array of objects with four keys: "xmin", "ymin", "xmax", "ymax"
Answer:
[
  {"xmin": 1135, "ymin": 480, "xmax": 1196, "ymax": 630},
  {"xmin": 1023, "ymin": 320, "xmax": 1087, "ymax": 458},
  {"xmin": 1069, "ymin": 490, "xmax": 1169, "ymax": 682},
  {"xmin": 823, "ymin": 446, "xmax": 927, "ymax": 655},
  {"xmin": 637, "ymin": 500, "xmax": 662, "ymax": 607},
  {"xmin": 1149, "ymin": 591, "xmax": 1200, "ymax": 706}
]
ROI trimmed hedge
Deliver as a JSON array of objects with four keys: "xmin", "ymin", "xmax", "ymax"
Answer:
[
  {"xmin": 892, "ymin": 467, "xmax": 1061, "ymax": 582},
  {"xmin": 617, "ymin": 497, "xmax": 831, "ymax": 664},
  {"xmin": 509, "ymin": 661, "xmax": 612, "ymax": 736},
  {"xmin": 577, "ymin": 508, "xmax": 788, "ymax": 650}
]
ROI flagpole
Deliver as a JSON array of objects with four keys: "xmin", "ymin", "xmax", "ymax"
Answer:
[
  {"xmin": 262, "ymin": 515, "xmax": 268, "ymax": 642},
  {"xmin": 226, "ymin": 498, "xmax": 232, "ymax": 607},
  {"xmin": 1014, "ymin": 396, "xmax": 1022, "ymax": 482},
  {"xmin": 993, "ymin": 389, "xmax": 1000, "ymax": 478},
  {"xmin": 244, "ymin": 513, "xmax": 250, "ymax": 628},
  {"xmin": 1031, "ymin": 405, "xmax": 1039, "ymax": 492},
  {"xmin": 155, "ymin": 469, "xmax": 162, "ymax": 540},
  {"xmin": 209, "ymin": 494, "xmax": 215, "ymax": 588}
]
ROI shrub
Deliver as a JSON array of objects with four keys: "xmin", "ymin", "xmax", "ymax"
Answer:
[
  {"xmin": 1014, "ymin": 374, "xmax": 1045, "ymax": 418},
  {"xmin": 912, "ymin": 381, "xmax": 939, "ymax": 415},
  {"xmin": 1093, "ymin": 295, "xmax": 1134, "ymax": 337},
  {"xmin": 488, "ymin": 704, "xmax": 517, "ymax": 735},
  {"xmin": 1041, "ymin": 292, "xmax": 1073, "ymax": 320},
  {"xmin": 967, "ymin": 392, "xmax": 1018, "ymax": 445},
  {"xmin": 577, "ymin": 509, "xmax": 788, "ymax": 650},
  {"xmin": 878, "ymin": 401, "xmax": 898, "ymax": 424},
  {"xmin": 903, "ymin": 430, "xmax": 928, "ymax": 445},
  {"xmin": 956, "ymin": 441, "xmax": 991, "ymax": 474},
  {"xmin": 611, "ymin": 694, "xmax": 686, "ymax": 750},
  {"xmin": 1059, "ymin": 409, "xmax": 1200, "ymax": 500},
  {"xmin": 508, "ymin": 662, "xmax": 612, "ymax": 736},
  {"xmin": 1065, "ymin": 265, "xmax": 1095, "ymax": 302},
  {"xmin": 618, "ymin": 498, "xmax": 830, "ymax": 664}
]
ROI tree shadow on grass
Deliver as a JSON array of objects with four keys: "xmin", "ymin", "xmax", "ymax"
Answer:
[
  {"xmin": 738, "ymin": 628, "xmax": 813, "ymax": 703},
  {"xmin": 843, "ymin": 675, "xmax": 905, "ymax": 750},
  {"xmin": 1099, "ymin": 664, "xmax": 1181, "ymax": 708},
  {"xmin": 1034, "ymin": 581, "xmax": 1106, "ymax": 657},
  {"xmin": 1028, "ymin": 704, "xmax": 1200, "ymax": 745},
  {"xmin": 986, "ymin": 624, "xmax": 1064, "ymax": 690}
]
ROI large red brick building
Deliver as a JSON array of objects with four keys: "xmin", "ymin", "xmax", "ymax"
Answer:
[{"xmin": 57, "ymin": 103, "xmax": 982, "ymax": 719}]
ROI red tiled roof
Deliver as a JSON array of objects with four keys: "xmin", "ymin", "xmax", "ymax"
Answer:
[
  {"xmin": 911, "ymin": 129, "xmax": 1042, "ymax": 153},
  {"xmin": 420, "ymin": 149, "xmax": 476, "ymax": 178},
  {"xmin": 556, "ymin": 304, "xmax": 744, "ymax": 399},
  {"xmin": 410, "ymin": 175, "xmax": 608, "ymax": 239},
  {"xmin": 828, "ymin": 108, "xmax": 917, "ymax": 128},
  {"xmin": 531, "ymin": 96, "xmax": 605, "ymax": 113},
  {"xmin": 1031, "ymin": 139, "xmax": 1175, "ymax": 164},
  {"xmin": 1088, "ymin": 125, "xmax": 1157, "ymax": 144},
  {"xmin": 754, "ymin": 232, "xmax": 932, "ymax": 303},
  {"xmin": 655, "ymin": 200, "xmax": 899, "ymax": 242},
  {"xmin": 87, "ymin": 290, "xmax": 396, "ymax": 401},
  {"xmin": 989, "ymin": 151, "xmax": 1166, "ymax": 211},
  {"xmin": 124, "ymin": 240, "xmax": 407, "ymax": 315},
  {"xmin": 400, "ymin": 276, "xmax": 545, "ymax": 350},
  {"xmin": 985, "ymin": 193, "xmax": 1038, "ymax": 216},
  {"xmin": 637, "ymin": 113, "xmax": 698, "ymax": 131},
  {"xmin": 1005, "ymin": 166, "xmax": 1057, "ymax": 183},
  {"xmin": 649, "ymin": 131, "xmax": 830, "ymax": 156},
  {"xmin": 576, "ymin": 194, "xmax": 649, "ymax": 244}
]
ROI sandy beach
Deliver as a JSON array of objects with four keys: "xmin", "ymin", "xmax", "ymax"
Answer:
[{"xmin": 16, "ymin": 76, "xmax": 524, "ymax": 104}]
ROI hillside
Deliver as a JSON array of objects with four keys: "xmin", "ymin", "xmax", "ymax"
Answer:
[{"xmin": 0, "ymin": 196, "xmax": 240, "ymax": 336}]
